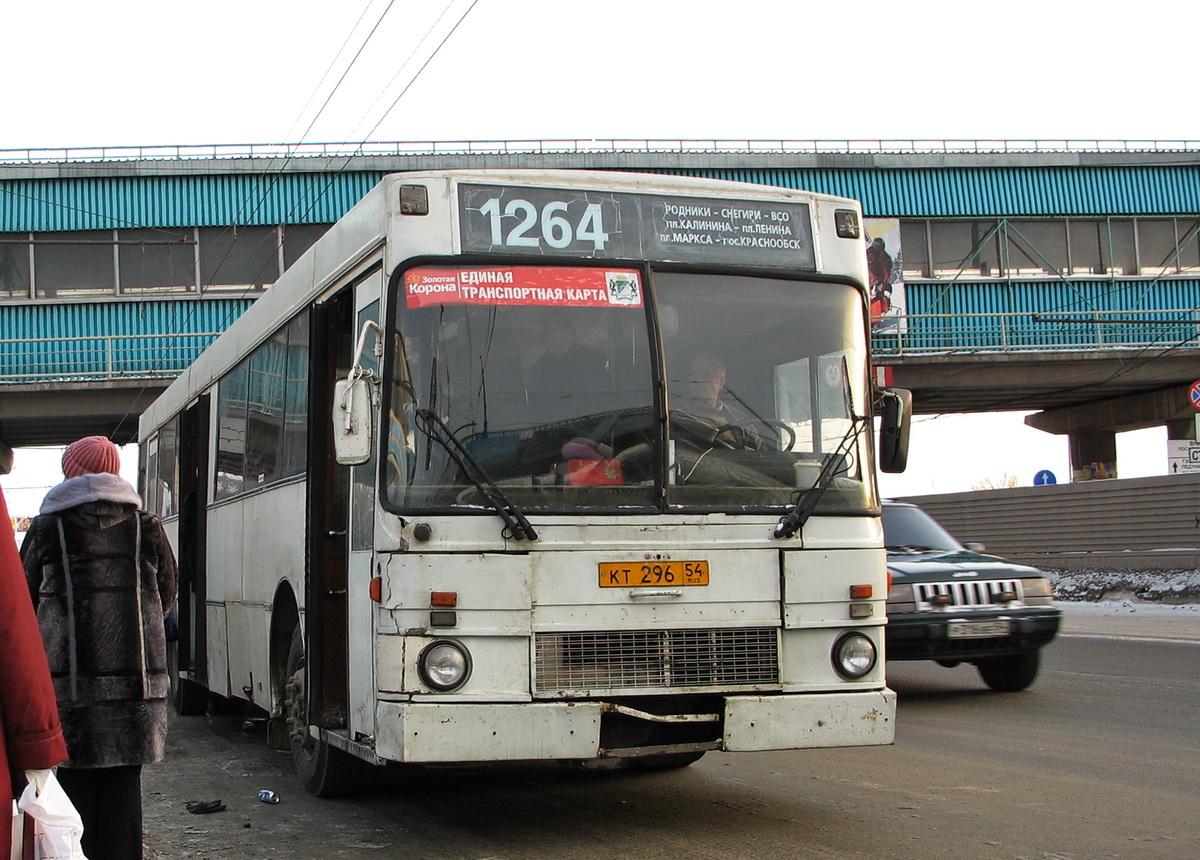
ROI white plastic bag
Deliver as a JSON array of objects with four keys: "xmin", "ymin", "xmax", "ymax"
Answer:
[
  {"xmin": 16, "ymin": 771, "xmax": 86, "ymax": 860},
  {"xmin": 11, "ymin": 800, "xmax": 22, "ymax": 860}
]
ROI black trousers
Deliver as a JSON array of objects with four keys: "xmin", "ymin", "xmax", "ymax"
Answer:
[{"xmin": 56, "ymin": 765, "xmax": 143, "ymax": 860}]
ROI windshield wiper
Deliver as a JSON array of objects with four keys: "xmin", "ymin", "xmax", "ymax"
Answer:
[
  {"xmin": 415, "ymin": 409, "xmax": 538, "ymax": 542},
  {"xmin": 773, "ymin": 413, "xmax": 866, "ymax": 539},
  {"xmin": 775, "ymin": 355, "xmax": 867, "ymax": 540}
]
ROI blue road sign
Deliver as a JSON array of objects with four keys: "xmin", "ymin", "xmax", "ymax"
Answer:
[{"xmin": 1034, "ymin": 470, "xmax": 1057, "ymax": 485}]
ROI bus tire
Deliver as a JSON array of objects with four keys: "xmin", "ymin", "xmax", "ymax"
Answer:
[
  {"xmin": 284, "ymin": 630, "xmax": 367, "ymax": 797},
  {"xmin": 976, "ymin": 651, "xmax": 1040, "ymax": 692},
  {"xmin": 169, "ymin": 640, "xmax": 209, "ymax": 716}
]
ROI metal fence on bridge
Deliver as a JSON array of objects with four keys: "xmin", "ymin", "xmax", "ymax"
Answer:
[
  {"xmin": 1, "ymin": 308, "xmax": 1198, "ymax": 385},
  {"xmin": 2, "ymin": 139, "xmax": 1200, "ymax": 165},
  {"xmin": 872, "ymin": 308, "xmax": 1200, "ymax": 355},
  {"xmin": 0, "ymin": 332, "xmax": 221, "ymax": 382}
]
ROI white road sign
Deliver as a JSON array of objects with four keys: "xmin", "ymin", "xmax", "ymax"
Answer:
[{"xmin": 1167, "ymin": 440, "xmax": 1200, "ymax": 475}]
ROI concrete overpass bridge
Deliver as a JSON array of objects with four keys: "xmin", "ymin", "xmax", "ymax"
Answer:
[{"xmin": 2, "ymin": 139, "xmax": 1199, "ymax": 480}]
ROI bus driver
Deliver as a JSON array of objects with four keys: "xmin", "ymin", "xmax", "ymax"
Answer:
[{"xmin": 674, "ymin": 353, "xmax": 763, "ymax": 448}]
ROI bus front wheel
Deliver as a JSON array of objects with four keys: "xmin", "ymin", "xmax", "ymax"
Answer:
[{"xmin": 284, "ymin": 630, "xmax": 367, "ymax": 797}]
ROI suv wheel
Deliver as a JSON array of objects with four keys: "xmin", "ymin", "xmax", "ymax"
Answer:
[{"xmin": 976, "ymin": 651, "xmax": 1040, "ymax": 692}]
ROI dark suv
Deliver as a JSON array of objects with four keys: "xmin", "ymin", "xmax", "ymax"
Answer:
[{"xmin": 883, "ymin": 501, "xmax": 1061, "ymax": 691}]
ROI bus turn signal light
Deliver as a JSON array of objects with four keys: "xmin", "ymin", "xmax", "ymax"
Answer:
[
  {"xmin": 369, "ymin": 577, "xmax": 382, "ymax": 602},
  {"xmin": 431, "ymin": 591, "xmax": 458, "ymax": 607},
  {"xmin": 849, "ymin": 585, "xmax": 873, "ymax": 599}
]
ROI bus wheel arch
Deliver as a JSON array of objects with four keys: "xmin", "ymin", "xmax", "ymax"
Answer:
[
  {"xmin": 270, "ymin": 583, "xmax": 301, "ymax": 713},
  {"xmin": 264, "ymin": 584, "xmax": 301, "ymax": 750},
  {"xmin": 283, "ymin": 627, "xmax": 368, "ymax": 796}
]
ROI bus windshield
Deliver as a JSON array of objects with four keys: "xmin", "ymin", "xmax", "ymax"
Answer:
[{"xmin": 384, "ymin": 265, "xmax": 873, "ymax": 514}]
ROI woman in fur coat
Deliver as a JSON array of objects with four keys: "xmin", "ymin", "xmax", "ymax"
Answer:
[
  {"xmin": 1, "ymin": 474, "xmax": 69, "ymax": 860},
  {"xmin": 21, "ymin": 437, "xmax": 177, "ymax": 860}
]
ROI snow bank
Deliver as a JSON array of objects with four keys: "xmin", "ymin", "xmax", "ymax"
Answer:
[{"xmin": 1046, "ymin": 567, "xmax": 1200, "ymax": 604}]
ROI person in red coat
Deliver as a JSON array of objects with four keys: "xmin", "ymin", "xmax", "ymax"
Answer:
[{"xmin": 1, "ymin": 466, "xmax": 69, "ymax": 860}]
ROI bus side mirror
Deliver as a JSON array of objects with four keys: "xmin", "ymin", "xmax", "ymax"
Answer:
[
  {"xmin": 332, "ymin": 377, "xmax": 373, "ymax": 465},
  {"xmin": 332, "ymin": 319, "xmax": 383, "ymax": 466},
  {"xmin": 878, "ymin": 388, "xmax": 912, "ymax": 473}
]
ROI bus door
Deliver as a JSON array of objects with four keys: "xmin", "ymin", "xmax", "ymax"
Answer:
[
  {"xmin": 174, "ymin": 395, "xmax": 209, "ymax": 704},
  {"xmin": 307, "ymin": 291, "xmax": 353, "ymax": 734},
  {"xmin": 307, "ymin": 273, "xmax": 383, "ymax": 740},
  {"xmin": 347, "ymin": 282, "xmax": 383, "ymax": 736}
]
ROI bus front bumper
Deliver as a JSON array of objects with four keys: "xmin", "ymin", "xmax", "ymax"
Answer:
[{"xmin": 374, "ymin": 689, "xmax": 896, "ymax": 763}]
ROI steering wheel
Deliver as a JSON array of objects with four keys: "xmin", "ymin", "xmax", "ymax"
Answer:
[{"xmin": 713, "ymin": 419, "xmax": 797, "ymax": 452}]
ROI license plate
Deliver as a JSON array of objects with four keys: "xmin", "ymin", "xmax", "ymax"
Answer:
[
  {"xmin": 599, "ymin": 561, "xmax": 710, "ymax": 588},
  {"xmin": 946, "ymin": 619, "xmax": 1011, "ymax": 639}
]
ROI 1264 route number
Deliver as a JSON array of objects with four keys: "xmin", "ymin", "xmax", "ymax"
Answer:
[{"xmin": 478, "ymin": 197, "xmax": 609, "ymax": 251}]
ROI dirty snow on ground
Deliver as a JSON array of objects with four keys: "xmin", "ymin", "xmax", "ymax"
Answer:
[{"xmin": 1045, "ymin": 566, "xmax": 1200, "ymax": 604}]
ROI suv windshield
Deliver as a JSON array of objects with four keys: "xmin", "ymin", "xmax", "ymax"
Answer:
[
  {"xmin": 384, "ymin": 265, "xmax": 873, "ymax": 514},
  {"xmin": 881, "ymin": 504, "xmax": 963, "ymax": 552}
]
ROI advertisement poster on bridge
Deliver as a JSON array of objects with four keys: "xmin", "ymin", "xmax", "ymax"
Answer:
[{"xmin": 865, "ymin": 218, "xmax": 905, "ymax": 334}]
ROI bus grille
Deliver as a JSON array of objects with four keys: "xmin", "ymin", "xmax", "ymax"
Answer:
[
  {"xmin": 534, "ymin": 627, "xmax": 778, "ymax": 694},
  {"xmin": 915, "ymin": 579, "xmax": 1025, "ymax": 609}
]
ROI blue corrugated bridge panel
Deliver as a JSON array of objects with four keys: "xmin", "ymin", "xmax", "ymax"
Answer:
[
  {"xmin": 0, "ymin": 299, "xmax": 253, "ymax": 379},
  {"xmin": 2, "ymin": 161, "xmax": 1199, "ymax": 385},
  {"xmin": 0, "ymin": 172, "xmax": 385, "ymax": 231},
  {"xmin": 2, "ymin": 165, "xmax": 1200, "ymax": 230}
]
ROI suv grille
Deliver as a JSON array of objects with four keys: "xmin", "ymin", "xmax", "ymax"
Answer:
[
  {"xmin": 534, "ymin": 627, "xmax": 778, "ymax": 694},
  {"xmin": 915, "ymin": 579, "xmax": 1025, "ymax": 610}
]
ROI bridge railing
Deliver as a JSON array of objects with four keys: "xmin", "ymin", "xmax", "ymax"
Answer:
[
  {"xmin": 2, "ymin": 308, "xmax": 1198, "ymax": 384},
  {"xmin": 1, "ymin": 139, "xmax": 1199, "ymax": 164},
  {"xmin": 0, "ymin": 332, "xmax": 222, "ymax": 383},
  {"xmin": 873, "ymin": 308, "xmax": 1200, "ymax": 355}
]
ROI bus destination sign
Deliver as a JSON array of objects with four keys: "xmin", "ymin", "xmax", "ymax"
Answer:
[{"xmin": 458, "ymin": 183, "xmax": 816, "ymax": 270}]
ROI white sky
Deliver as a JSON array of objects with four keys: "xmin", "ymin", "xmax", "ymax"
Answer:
[
  {"xmin": 2, "ymin": 0, "xmax": 1194, "ymax": 149},
  {"xmin": 0, "ymin": 0, "xmax": 1189, "ymax": 516}
]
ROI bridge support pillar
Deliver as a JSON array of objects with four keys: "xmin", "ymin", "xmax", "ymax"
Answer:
[
  {"xmin": 1068, "ymin": 431, "xmax": 1117, "ymax": 482},
  {"xmin": 1166, "ymin": 416, "xmax": 1199, "ymax": 440},
  {"xmin": 1025, "ymin": 383, "xmax": 1198, "ymax": 483}
]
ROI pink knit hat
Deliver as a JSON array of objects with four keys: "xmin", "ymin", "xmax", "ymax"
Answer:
[{"xmin": 62, "ymin": 436, "xmax": 121, "ymax": 479}]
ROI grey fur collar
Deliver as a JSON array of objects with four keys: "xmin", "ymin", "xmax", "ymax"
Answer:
[{"xmin": 40, "ymin": 473, "xmax": 143, "ymax": 514}]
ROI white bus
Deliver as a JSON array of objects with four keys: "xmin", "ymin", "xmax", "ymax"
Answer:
[{"xmin": 139, "ymin": 169, "xmax": 911, "ymax": 795}]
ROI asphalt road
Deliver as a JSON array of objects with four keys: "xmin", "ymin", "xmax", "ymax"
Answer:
[{"xmin": 142, "ymin": 606, "xmax": 1200, "ymax": 860}]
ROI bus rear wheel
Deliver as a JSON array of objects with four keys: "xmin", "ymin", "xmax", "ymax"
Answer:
[{"xmin": 284, "ymin": 630, "xmax": 368, "ymax": 797}]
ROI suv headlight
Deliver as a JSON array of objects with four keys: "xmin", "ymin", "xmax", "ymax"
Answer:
[
  {"xmin": 832, "ymin": 633, "xmax": 877, "ymax": 679},
  {"xmin": 886, "ymin": 580, "xmax": 915, "ymax": 613},
  {"xmin": 1023, "ymin": 577, "xmax": 1055, "ymax": 606},
  {"xmin": 418, "ymin": 639, "xmax": 472, "ymax": 691}
]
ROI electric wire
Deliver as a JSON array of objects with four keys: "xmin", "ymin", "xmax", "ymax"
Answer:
[
  {"xmin": 7, "ymin": 0, "xmax": 469, "ymax": 445},
  {"xmin": 340, "ymin": 0, "xmax": 466, "ymax": 143},
  {"xmin": 106, "ymin": 0, "xmax": 479, "ymax": 440},
  {"xmin": 353, "ymin": 0, "xmax": 480, "ymax": 146},
  {"xmin": 279, "ymin": 0, "xmax": 382, "ymax": 146},
  {"xmin": 101, "ymin": 1, "xmax": 410, "ymax": 439}
]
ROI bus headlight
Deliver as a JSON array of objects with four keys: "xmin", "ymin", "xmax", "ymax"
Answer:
[
  {"xmin": 832, "ymin": 633, "xmax": 877, "ymax": 679},
  {"xmin": 418, "ymin": 639, "xmax": 471, "ymax": 691}
]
